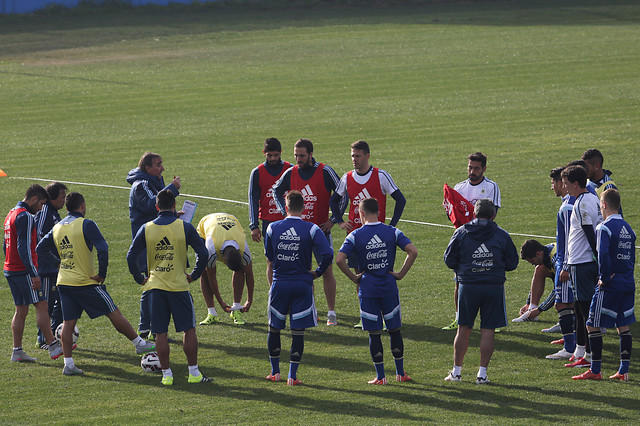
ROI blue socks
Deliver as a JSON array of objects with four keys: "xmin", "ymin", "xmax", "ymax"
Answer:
[
  {"xmin": 267, "ymin": 327, "xmax": 281, "ymax": 374},
  {"xmin": 289, "ymin": 329, "xmax": 305, "ymax": 380}
]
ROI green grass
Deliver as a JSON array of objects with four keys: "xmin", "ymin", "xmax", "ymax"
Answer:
[{"xmin": 1, "ymin": 0, "xmax": 640, "ymax": 423}]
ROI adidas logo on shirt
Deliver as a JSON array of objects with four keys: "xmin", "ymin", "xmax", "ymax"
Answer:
[
  {"xmin": 472, "ymin": 243, "xmax": 493, "ymax": 259},
  {"xmin": 280, "ymin": 227, "xmax": 301, "ymax": 241},
  {"xmin": 59, "ymin": 235, "xmax": 73, "ymax": 250},
  {"xmin": 620, "ymin": 226, "xmax": 632, "ymax": 239},
  {"xmin": 352, "ymin": 188, "xmax": 372, "ymax": 206},
  {"xmin": 156, "ymin": 236, "xmax": 173, "ymax": 250},
  {"xmin": 301, "ymin": 184, "xmax": 317, "ymax": 201},
  {"xmin": 366, "ymin": 234, "xmax": 386, "ymax": 250}
]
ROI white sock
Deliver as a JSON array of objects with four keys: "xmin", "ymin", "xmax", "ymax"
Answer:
[
  {"xmin": 328, "ymin": 310, "xmax": 336, "ymax": 317},
  {"xmin": 13, "ymin": 347, "xmax": 21, "ymax": 352},
  {"xmin": 455, "ymin": 312, "xmax": 459, "ymax": 321},
  {"xmin": 162, "ymin": 368, "xmax": 173, "ymax": 378},
  {"xmin": 188, "ymin": 365, "xmax": 201, "ymax": 377},
  {"xmin": 231, "ymin": 302, "xmax": 243, "ymax": 311},
  {"xmin": 478, "ymin": 366, "xmax": 487, "ymax": 378},
  {"xmin": 131, "ymin": 336, "xmax": 144, "ymax": 347},
  {"xmin": 574, "ymin": 345, "xmax": 586, "ymax": 358},
  {"xmin": 452, "ymin": 365, "xmax": 462, "ymax": 376},
  {"xmin": 208, "ymin": 307, "xmax": 217, "ymax": 316},
  {"xmin": 64, "ymin": 357, "xmax": 75, "ymax": 368},
  {"xmin": 584, "ymin": 352, "xmax": 592, "ymax": 361},
  {"xmin": 529, "ymin": 304, "xmax": 538, "ymax": 310}
]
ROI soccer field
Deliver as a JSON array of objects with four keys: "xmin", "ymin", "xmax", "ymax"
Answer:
[{"xmin": 1, "ymin": 0, "xmax": 640, "ymax": 423}]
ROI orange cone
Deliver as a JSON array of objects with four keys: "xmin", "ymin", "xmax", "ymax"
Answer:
[{"xmin": 0, "ymin": 170, "xmax": 7, "ymax": 177}]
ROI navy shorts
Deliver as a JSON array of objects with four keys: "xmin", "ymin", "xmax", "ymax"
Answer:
[
  {"xmin": 6, "ymin": 273, "xmax": 47, "ymax": 306},
  {"xmin": 148, "ymin": 289, "xmax": 196, "ymax": 334},
  {"xmin": 587, "ymin": 289, "xmax": 636, "ymax": 329},
  {"xmin": 268, "ymin": 279, "xmax": 317, "ymax": 330},
  {"xmin": 359, "ymin": 294, "xmax": 401, "ymax": 331},
  {"xmin": 261, "ymin": 220, "xmax": 273, "ymax": 254},
  {"xmin": 458, "ymin": 283, "xmax": 507, "ymax": 329},
  {"xmin": 58, "ymin": 284, "xmax": 117, "ymax": 321},
  {"xmin": 554, "ymin": 268, "xmax": 574, "ymax": 304},
  {"xmin": 313, "ymin": 232, "xmax": 332, "ymax": 264},
  {"xmin": 570, "ymin": 262, "xmax": 598, "ymax": 302}
]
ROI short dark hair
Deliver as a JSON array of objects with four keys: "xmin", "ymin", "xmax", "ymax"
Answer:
[
  {"xmin": 566, "ymin": 159, "xmax": 588, "ymax": 172},
  {"xmin": 294, "ymin": 138, "xmax": 313, "ymax": 155},
  {"xmin": 156, "ymin": 189, "xmax": 175, "ymax": 210},
  {"xmin": 601, "ymin": 188, "xmax": 621, "ymax": 211},
  {"xmin": 474, "ymin": 199, "xmax": 495, "ymax": 219},
  {"xmin": 359, "ymin": 197, "xmax": 379, "ymax": 216},
  {"xmin": 25, "ymin": 184, "xmax": 48, "ymax": 201},
  {"xmin": 468, "ymin": 152, "xmax": 487, "ymax": 168},
  {"xmin": 561, "ymin": 165, "xmax": 587, "ymax": 188},
  {"xmin": 138, "ymin": 152, "xmax": 161, "ymax": 173},
  {"xmin": 264, "ymin": 138, "xmax": 282, "ymax": 153},
  {"xmin": 285, "ymin": 190, "xmax": 304, "ymax": 212},
  {"xmin": 520, "ymin": 239, "xmax": 545, "ymax": 260},
  {"xmin": 65, "ymin": 192, "xmax": 85, "ymax": 212},
  {"xmin": 350, "ymin": 140, "xmax": 370, "ymax": 155},
  {"xmin": 550, "ymin": 167, "xmax": 564, "ymax": 182},
  {"xmin": 223, "ymin": 246, "xmax": 243, "ymax": 272},
  {"xmin": 582, "ymin": 148, "xmax": 604, "ymax": 166},
  {"xmin": 45, "ymin": 182, "xmax": 68, "ymax": 200}
]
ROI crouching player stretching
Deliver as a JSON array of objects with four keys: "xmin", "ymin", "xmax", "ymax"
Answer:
[
  {"xmin": 336, "ymin": 197, "xmax": 417, "ymax": 385},
  {"xmin": 573, "ymin": 189, "xmax": 636, "ymax": 381},
  {"xmin": 265, "ymin": 191, "xmax": 333, "ymax": 386}
]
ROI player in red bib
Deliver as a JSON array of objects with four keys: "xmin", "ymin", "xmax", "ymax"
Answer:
[
  {"xmin": 249, "ymin": 138, "xmax": 292, "ymax": 287},
  {"xmin": 273, "ymin": 138, "xmax": 342, "ymax": 326},
  {"xmin": 331, "ymin": 140, "xmax": 406, "ymax": 327}
]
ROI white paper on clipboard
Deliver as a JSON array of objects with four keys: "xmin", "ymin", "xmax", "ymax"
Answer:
[{"xmin": 181, "ymin": 200, "xmax": 198, "ymax": 223}]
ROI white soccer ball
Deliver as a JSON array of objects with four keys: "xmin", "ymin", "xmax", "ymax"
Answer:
[
  {"xmin": 141, "ymin": 352, "xmax": 162, "ymax": 373},
  {"xmin": 55, "ymin": 323, "xmax": 80, "ymax": 345}
]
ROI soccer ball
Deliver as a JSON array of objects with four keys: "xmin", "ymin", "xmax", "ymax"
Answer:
[
  {"xmin": 141, "ymin": 352, "xmax": 162, "ymax": 373},
  {"xmin": 55, "ymin": 323, "xmax": 80, "ymax": 345}
]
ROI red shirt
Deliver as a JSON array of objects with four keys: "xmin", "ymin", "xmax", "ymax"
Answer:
[
  {"xmin": 4, "ymin": 206, "xmax": 38, "ymax": 274},
  {"xmin": 257, "ymin": 161, "xmax": 291, "ymax": 222},
  {"xmin": 346, "ymin": 167, "xmax": 387, "ymax": 230},
  {"xmin": 290, "ymin": 163, "xmax": 331, "ymax": 226},
  {"xmin": 443, "ymin": 183, "xmax": 475, "ymax": 228}
]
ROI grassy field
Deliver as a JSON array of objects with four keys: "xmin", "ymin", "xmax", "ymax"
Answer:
[{"xmin": 1, "ymin": 0, "xmax": 640, "ymax": 423}]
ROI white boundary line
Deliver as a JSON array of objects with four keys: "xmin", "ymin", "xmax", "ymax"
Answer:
[{"xmin": 9, "ymin": 176, "xmax": 638, "ymax": 247}]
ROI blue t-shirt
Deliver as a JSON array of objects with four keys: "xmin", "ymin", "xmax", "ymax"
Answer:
[
  {"xmin": 339, "ymin": 222, "xmax": 411, "ymax": 298},
  {"xmin": 596, "ymin": 215, "xmax": 636, "ymax": 293}
]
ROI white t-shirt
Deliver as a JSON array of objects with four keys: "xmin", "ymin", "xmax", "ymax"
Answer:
[
  {"xmin": 454, "ymin": 177, "xmax": 501, "ymax": 208},
  {"xmin": 567, "ymin": 191, "xmax": 602, "ymax": 265},
  {"xmin": 335, "ymin": 167, "xmax": 398, "ymax": 196}
]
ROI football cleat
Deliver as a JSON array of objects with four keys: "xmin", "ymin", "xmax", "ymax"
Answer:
[
  {"xmin": 368, "ymin": 377, "xmax": 388, "ymax": 385},
  {"xmin": 476, "ymin": 376, "xmax": 491, "ymax": 384},
  {"xmin": 230, "ymin": 310, "xmax": 245, "ymax": 325},
  {"xmin": 287, "ymin": 378, "xmax": 302, "ymax": 386},
  {"xmin": 565, "ymin": 357, "xmax": 591, "ymax": 368},
  {"xmin": 444, "ymin": 371, "xmax": 461, "ymax": 382},
  {"xmin": 512, "ymin": 311, "xmax": 539, "ymax": 323},
  {"xmin": 396, "ymin": 372, "xmax": 412, "ymax": 382},
  {"xmin": 63, "ymin": 365, "xmax": 84, "ymax": 376},
  {"xmin": 11, "ymin": 349, "xmax": 36, "ymax": 362},
  {"xmin": 188, "ymin": 373, "xmax": 212, "ymax": 384},
  {"xmin": 48, "ymin": 341, "xmax": 63, "ymax": 360},
  {"xmin": 353, "ymin": 320, "xmax": 363, "ymax": 329},
  {"xmin": 550, "ymin": 338, "xmax": 565, "ymax": 345},
  {"xmin": 199, "ymin": 314, "xmax": 220, "ymax": 325},
  {"xmin": 36, "ymin": 340, "xmax": 49, "ymax": 350},
  {"xmin": 326, "ymin": 313, "xmax": 337, "ymax": 326},
  {"xmin": 546, "ymin": 348, "xmax": 573, "ymax": 360},
  {"xmin": 161, "ymin": 376, "xmax": 174, "ymax": 386},
  {"xmin": 442, "ymin": 319, "xmax": 458, "ymax": 330},
  {"xmin": 542, "ymin": 323, "xmax": 562, "ymax": 333},
  {"xmin": 136, "ymin": 340, "xmax": 156, "ymax": 355},
  {"xmin": 266, "ymin": 373, "xmax": 281, "ymax": 382},
  {"xmin": 609, "ymin": 372, "xmax": 629, "ymax": 381},
  {"xmin": 572, "ymin": 369, "xmax": 601, "ymax": 380}
]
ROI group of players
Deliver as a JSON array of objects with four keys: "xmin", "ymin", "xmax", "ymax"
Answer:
[{"xmin": 3, "ymin": 141, "xmax": 635, "ymax": 385}]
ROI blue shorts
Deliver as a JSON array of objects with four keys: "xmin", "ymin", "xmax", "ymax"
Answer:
[
  {"xmin": 313, "ymin": 232, "xmax": 332, "ymax": 264},
  {"xmin": 458, "ymin": 284, "xmax": 507, "ymax": 329},
  {"xmin": 268, "ymin": 279, "xmax": 317, "ymax": 330},
  {"xmin": 346, "ymin": 251, "xmax": 359, "ymax": 270},
  {"xmin": 6, "ymin": 273, "xmax": 47, "ymax": 306},
  {"xmin": 148, "ymin": 289, "xmax": 196, "ymax": 334},
  {"xmin": 554, "ymin": 268, "xmax": 574, "ymax": 304},
  {"xmin": 570, "ymin": 262, "xmax": 598, "ymax": 302},
  {"xmin": 261, "ymin": 220, "xmax": 273, "ymax": 254},
  {"xmin": 58, "ymin": 284, "xmax": 117, "ymax": 321},
  {"xmin": 587, "ymin": 289, "xmax": 636, "ymax": 329},
  {"xmin": 359, "ymin": 294, "xmax": 401, "ymax": 331}
]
